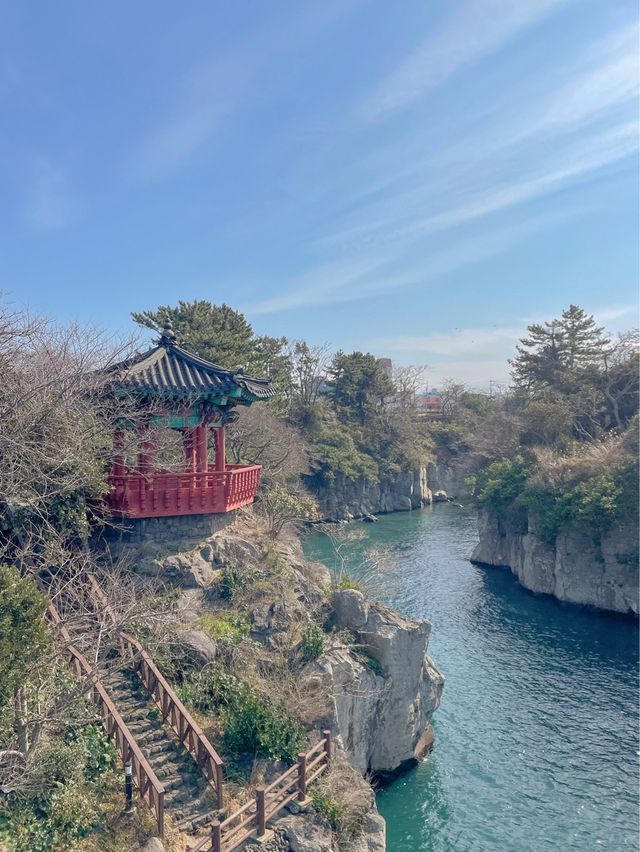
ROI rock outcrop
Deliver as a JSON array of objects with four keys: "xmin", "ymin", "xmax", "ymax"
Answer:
[
  {"xmin": 471, "ymin": 509, "xmax": 639, "ymax": 615},
  {"xmin": 305, "ymin": 462, "xmax": 467, "ymax": 521},
  {"xmin": 304, "ymin": 590, "xmax": 444, "ymax": 775},
  {"xmin": 304, "ymin": 467, "xmax": 431, "ymax": 521}
]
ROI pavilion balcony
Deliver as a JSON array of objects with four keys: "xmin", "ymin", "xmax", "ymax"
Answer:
[{"xmin": 106, "ymin": 464, "xmax": 262, "ymax": 519}]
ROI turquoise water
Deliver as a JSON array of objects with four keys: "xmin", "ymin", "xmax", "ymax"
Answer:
[{"xmin": 304, "ymin": 506, "xmax": 639, "ymax": 852}]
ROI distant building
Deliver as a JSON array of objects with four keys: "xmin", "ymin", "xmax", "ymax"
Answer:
[
  {"xmin": 417, "ymin": 390, "xmax": 443, "ymax": 414},
  {"xmin": 377, "ymin": 357, "xmax": 393, "ymax": 379}
]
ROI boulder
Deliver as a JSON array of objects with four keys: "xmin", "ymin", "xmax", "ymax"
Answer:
[
  {"xmin": 141, "ymin": 839, "xmax": 166, "ymax": 852},
  {"xmin": 176, "ymin": 629, "xmax": 217, "ymax": 666},
  {"xmin": 307, "ymin": 600, "xmax": 444, "ymax": 774},
  {"xmin": 332, "ymin": 589, "xmax": 369, "ymax": 629},
  {"xmin": 201, "ymin": 534, "xmax": 261, "ymax": 567},
  {"xmin": 432, "ymin": 490, "xmax": 449, "ymax": 503},
  {"xmin": 349, "ymin": 811, "xmax": 387, "ymax": 852},
  {"xmin": 278, "ymin": 814, "xmax": 333, "ymax": 852},
  {"xmin": 155, "ymin": 550, "xmax": 217, "ymax": 589}
]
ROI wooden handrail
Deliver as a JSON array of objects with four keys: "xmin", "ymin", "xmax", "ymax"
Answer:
[
  {"xmin": 46, "ymin": 604, "xmax": 166, "ymax": 836},
  {"xmin": 119, "ymin": 631, "xmax": 225, "ymax": 806},
  {"xmin": 82, "ymin": 574, "xmax": 225, "ymax": 806},
  {"xmin": 191, "ymin": 730, "xmax": 332, "ymax": 852}
]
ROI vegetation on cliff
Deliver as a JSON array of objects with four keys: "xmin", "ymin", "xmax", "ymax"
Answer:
[{"xmin": 466, "ymin": 305, "xmax": 638, "ymax": 547}]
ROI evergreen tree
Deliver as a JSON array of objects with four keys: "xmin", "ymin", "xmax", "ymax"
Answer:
[
  {"xmin": 557, "ymin": 304, "xmax": 609, "ymax": 370},
  {"xmin": 510, "ymin": 305, "xmax": 610, "ymax": 392},
  {"xmin": 510, "ymin": 320, "xmax": 566, "ymax": 391},
  {"xmin": 0, "ymin": 565, "xmax": 50, "ymax": 711},
  {"xmin": 328, "ymin": 351, "xmax": 394, "ymax": 426},
  {"xmin": 132, "ymin": 300, "xmax": 289, "ymax": 388}
]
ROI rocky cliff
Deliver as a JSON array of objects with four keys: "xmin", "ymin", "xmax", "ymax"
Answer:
[
  {"xmin": 471, "ymin": 509, "xmax": 639, "ymax": 615},
  {"xmin": 124, "ymin": 512, "xmax": 443, "ymax": 850},
  {"xmin": 305, "ymin": 462, "xmax": 465, "ymax": 521},
  {"xmin": 303, "ymin": 589, "xmax": 443, "ymax": 776}
]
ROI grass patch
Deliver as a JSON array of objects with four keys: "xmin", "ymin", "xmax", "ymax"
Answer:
[{"xmin": 198, "ymin": 612, "xmax": 250, "ymax": 644}]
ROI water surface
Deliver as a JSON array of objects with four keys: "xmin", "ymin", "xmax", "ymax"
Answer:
[{"xmin": 304, "ymin": 505, "xmax": 639, "ymax": 852}]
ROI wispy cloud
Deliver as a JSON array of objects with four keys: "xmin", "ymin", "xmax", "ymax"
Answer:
[
  {"xmin": 594, "ymin": 303, "xmax": 638, "ymax": 325},
  {"xmin": 318, "ymin": 118, "xmax": 636, "ymax": 254},
  {"xmin": 373, "ymin": 325, "xmax": 522, "ymax": 357},
  {"xmin": 361, "ymin": 0, "xmax": 568, "ymax": 120},
  {"xmin": 23, "ymin": 160, "xmax": 81, "ymax": 231},
  {"xmin": 135, "ymin": 0, "xmax": 368, "ymax": 182},
  {"xmin": 247, "ymin": 211, "xmax": 570, "ymax": 315},
  {"xmin": 369, "ymin": 323, "xmax": 522, "ymax": 387},
  {"xmin": 135, "ymin": 56, "xmax": 254, "ymax": 182},
  {"xmin": 532, "ymin": 24, "xmax": 638, "ymax": 136}
]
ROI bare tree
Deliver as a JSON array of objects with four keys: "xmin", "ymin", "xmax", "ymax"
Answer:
[
  {"xmin": 602, "ymin": 330, "xmax": 639, "ymax": 430},
  {"xmin": 227, "ymin": 405, "xmax": 309, "ymax": 485},
  {"xmin": 439, "ymin": 379, "xmax": 466, "ymax": 416},
  {"xmin": 392, "ymin": 364, "xmax": 428, "ymax": 410},
  {"xmin": 287, "ymin": 340, "xmax": 332, "ymax": 411}
]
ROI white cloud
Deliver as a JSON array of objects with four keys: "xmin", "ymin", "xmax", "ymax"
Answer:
[
  {"xmin": 373, "ymin": 326, "xmax": 522, "ymax": 357},
  {"xmin": 136, "ymin": 56, "xmax": 253, "ymax": 182},
  {"xmin": 247, "ymin": 211, "xmax": 570, "ymax": 315},
  {"xmin": 362, "ymin": 0, "xmax": 568, "ymax": 120},
  {"xmin": 320, "ymin": 118, "xmax": 637, "ymax": 253},
  {"xmin": 23, "ymin": 161, "xmax": 81, "ymax": 231},
  {"xmin": 594, "ymin": 303, "xmax": 638, "ymax": 325}
]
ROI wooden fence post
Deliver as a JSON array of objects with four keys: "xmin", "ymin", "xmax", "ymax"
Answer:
[
  {"xmin": 297, "ymin": 753, "xmax": 307, "ymax": 802},
  {"xmin": 256, "ymin": 786, "xmax": 266, "ymax": 837},
  {"xmin": 323, "ymin": 730, "xmax": 332, "ymax": 766},
  {"xmin": 216, "ymin": 762, "xmax": 224, "ymax": 808},
  {"xmin": 123, "ymin": 752, "xmax": 134, "ymax": 814},
  {"xmin": 211, "ymin": 819, "xmax": 222, "ymax": 852}
]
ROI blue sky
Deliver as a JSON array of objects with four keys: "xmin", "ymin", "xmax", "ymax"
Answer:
[{"xmin": 0, "ymin": 0, "xmax": 638, "ymax": 388}]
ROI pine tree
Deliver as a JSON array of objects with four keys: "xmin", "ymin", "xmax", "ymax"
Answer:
[
  {"xmin": 131, "ymin": 300, "xmax": 289, "ymax": 386},
  {"xmin": 510, "ymin": 305, "xmax": 610, "ymax": 392},
  {"xmin": 510, "ymin": 320, "xmax": 566, "ymax": 391},
  {"xmin": 557, "ymin": 304, "xmax": 609, "ymax": 370}
]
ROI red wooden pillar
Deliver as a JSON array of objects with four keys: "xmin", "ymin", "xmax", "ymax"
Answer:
[
  {"xmin": 138, "ymin": 429, "xmax": 155, "ymax": 475},
  {"xmin": 183, "ymin": 429, "xmax": 196, "ymax": 472},
  {"xmin": 214, "ymin": 426, "xmax": 226, "ymax": 472},
  {"xmin": 194, "ymin": 424, "xmax": 209, "ymax": 473},
  {"xmin": 113, "ymin": 429, "xmax": 125, "ymax": 477}
]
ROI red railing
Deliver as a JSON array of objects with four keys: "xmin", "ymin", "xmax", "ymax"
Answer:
[
  {"xmin": 119, "ymin": 632, "xmax": 225, "ymax": 806},
  {"xmin": 47, "ymin": 606, "xmax": 166, "ymax": 836},
  {"xmin": 106, "ymin": 465, "xmax": 261, "ymax": 518},
  {"xmin": 192, "ymin": 732, "xmax": 332, "ymax": 852}
]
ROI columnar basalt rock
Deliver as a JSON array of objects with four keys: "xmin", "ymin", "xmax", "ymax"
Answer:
[
  {"xmin": 305, "ymin": 462, "xmax": 467, "ymax": 521},
  {"xmin": 471, "ymin": 509, "xmax": 639, "ymax": 615},
  {"xmin": 307, "ymin": 590, "xmax": 444, "ymax": 775}
]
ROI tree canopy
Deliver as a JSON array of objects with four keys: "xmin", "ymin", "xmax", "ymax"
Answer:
[{"xmin": 510, "ymin": 305, "xmax": 610, "ymax": 393}]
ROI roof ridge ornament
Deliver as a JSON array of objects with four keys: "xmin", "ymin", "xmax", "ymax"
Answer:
[{"xmin": 160, "ymin": 316, "xmax": 177, "ymax": 344}]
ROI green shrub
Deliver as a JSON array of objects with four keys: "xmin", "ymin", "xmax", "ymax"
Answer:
[
  {"xmin": 218, "ymin": 563, "xmax": 246, "ymax": 600},
  {"xmin": 300, "ymin": 622, "xmax": 325, "ymax": 662},
  {"xmin": 468, "ymin": 456, "xmax": 531, "ymax": 513},
  {"xmin": 352, "ymin": 647, "xmax": 384, "ymax": 677},
  {"xmin": 68, "ymin": 724, "xmax": 117, "ymax": 782},
  {"xmin": 223, "ymin": 686, "xmax": 304, "ymax": 763},
  {"xmin": 198, "ymin": 611, "xmax": 250, "ymax": 644},
  {"xmin": 310, "ymin": 789, "xmax": 348, "ymax": 828},
  {"xmin": 524, "ymin": 457, "xmax": 639, "ymax": 544},
  {"xmin": 178, "ymin": 666, "xmax": 243, "ymax": 715}
]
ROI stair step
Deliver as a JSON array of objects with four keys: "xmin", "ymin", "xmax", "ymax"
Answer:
[{"xmin": 97, "ymin": 657, "xmax": 217, "ymax": 839}]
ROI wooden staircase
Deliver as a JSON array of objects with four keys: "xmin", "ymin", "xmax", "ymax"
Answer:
[{"xmin": 102, "ymin": 665, "xmax": 217, "ymax": 836}]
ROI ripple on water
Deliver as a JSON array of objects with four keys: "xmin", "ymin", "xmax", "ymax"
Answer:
[{"xmin": 304, "ymin": 506, "xmax": 639, "ymax": 852}]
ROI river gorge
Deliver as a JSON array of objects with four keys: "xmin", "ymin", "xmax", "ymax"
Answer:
[{"xmin": 304, "ymin": 505, "xmax": 638, "ymax": 852}]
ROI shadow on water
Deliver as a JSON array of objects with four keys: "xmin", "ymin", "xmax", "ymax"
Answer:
[{"xmin": 304, "ymin": 505, "xmax": 639, "ymax": 852}]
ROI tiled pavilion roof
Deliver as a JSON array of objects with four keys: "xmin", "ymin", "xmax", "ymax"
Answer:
[{"xmin": 104, "ymin": 320, "xmax": 274, "ymax": 404}]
